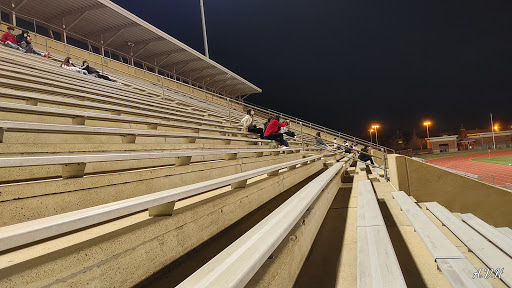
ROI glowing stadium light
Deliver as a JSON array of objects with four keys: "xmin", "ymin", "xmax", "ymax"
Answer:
[
  {"xmin": 371, "ymin": 125, "xmax": 380, "ymax": 145},
  {"xmin": 369, "ymin": 129, "xmax": 374, "ymax": 143},
  {"xmin": 494, "ymin": 125, "xmax": 499, "ymax": 131},
  {"xmin": 423, "ymin": 121, "xmax": 431, "ymax": 138}
]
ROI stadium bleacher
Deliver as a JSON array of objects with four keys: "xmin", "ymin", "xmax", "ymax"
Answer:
[{"xmin": 0, "ymin": 2, "xmax": 510, "ymax": 287}]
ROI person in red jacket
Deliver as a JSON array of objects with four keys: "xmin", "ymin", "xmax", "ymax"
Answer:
[
  {"xmin": 1, "ymin": 26, "xmax": 25, "ymax": 52},
  {"xmin": 264, "ymin": 115, "xmax": 289, "ymax": 148}
]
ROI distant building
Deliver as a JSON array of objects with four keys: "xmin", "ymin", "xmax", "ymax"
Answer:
[
  {"xmin": 426, "ymin": 129, "xmax": 512, "ymax": 153},
  {"xmin": 467, "ymin": 130, "xmax": 512, "ymax": 150},
  {"xmin": 426, "ymin": 135, "xmax": 458, "ymax": 154}
]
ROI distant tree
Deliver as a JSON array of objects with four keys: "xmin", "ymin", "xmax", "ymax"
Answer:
[
  {"xmin": 390, "ymin": 130, "xmax": 406, "ymax": 151},
  {"xmin": 407, "ymin": 129, "xmax": 425, "ymax": 150}
]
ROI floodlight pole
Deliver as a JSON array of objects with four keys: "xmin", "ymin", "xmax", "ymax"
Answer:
[
  {"xmin": 199, "ymin": 0, "xmax": 210, "ymax": 58},
  {"xmin": 374, "ymin": 127, "xmax": 379, "ymax": 145},
  {"xmin": 490, "ymin": 113, "xmax": 496, "ymax": 150}
]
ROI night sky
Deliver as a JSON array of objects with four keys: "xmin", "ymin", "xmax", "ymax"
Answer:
[{"xmin": 112, "ymin": 0, "xmax": 511, "ymax": 141}]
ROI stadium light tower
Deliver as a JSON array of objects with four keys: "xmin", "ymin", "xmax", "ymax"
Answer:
[
  {"xmin": 372, "ymin": 125, "xmax": 380, "ymax": 145},
  {"xmin": 369, "ymin": 129, "xmax": 374, "ymax": 143},
  {"xmin": 490, "ymin": 113, "xmax": 496, "ymax": 150},
  {"xmin": 199, "ymin": 0, "xmax": 210, "ymax": 58},
  {"xmin": 423, "ymin": 121, "xmax": 431, "ymax": 138}
]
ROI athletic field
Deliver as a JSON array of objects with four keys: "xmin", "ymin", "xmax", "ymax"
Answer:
[
  {"xmin": 472, "ymin": 156, "xmax": 512, "ymax": 166},
  {"xmin": 426, "ymin": 150, "xmax": 512, "ymax": 186}
]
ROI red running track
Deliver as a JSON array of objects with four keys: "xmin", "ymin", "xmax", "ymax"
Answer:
[{"xmin": 426, "ymin": 150, "xmax": 512, "ymax": 186}]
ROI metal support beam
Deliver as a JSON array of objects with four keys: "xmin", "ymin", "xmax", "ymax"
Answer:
[
  {"xmin": 175, "ymin": 59, "xmax": 204, "ymax": 74},
  {"xmin": 103, "ymin": 28, "xmax": 126, "ymax": 46},
  {"xmin": 12, "ymin": 0, "xmax": 30, "ymax": 12},
  {"xmin": 65, "ymin": 11, "xmax": 89, "ymax": 30},
  {"xmin": 45, "ymin": 3, "xmax": 105, "ymax": 23}
]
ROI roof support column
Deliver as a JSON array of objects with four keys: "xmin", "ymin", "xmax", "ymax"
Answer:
[
  {"xmin": 10, "ymin": 11, "xmax": 16, "ymax": 26},
  {"xmin": 62, "ymin": 24, "xmax": 67, "ymax": 44},
  {"xmin": 100, "ymin": 46, "xmax": 105, "ymax": 74}
]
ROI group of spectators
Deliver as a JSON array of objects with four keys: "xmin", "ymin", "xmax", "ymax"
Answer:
[
  {"xmin": 241, "ymin": 108, "xmax": 375, "ymax": 165},
  {"xmin": 315, "ymin": 131, "xmax": 376, "ymax": 165},
  {"xmin": 2, "ymin": 26, "xmax": 113, "ymax": 81},
  {"xmin": 241, "ymin": 109, "xmax": 294, "ymax": 149},
  {"xmin": 61, "ymin": 57, "xmax": 112, "ymax": 81},
  {"xmin": 1, "ymin": 26, "xmax": 49, "ymax": 57}
]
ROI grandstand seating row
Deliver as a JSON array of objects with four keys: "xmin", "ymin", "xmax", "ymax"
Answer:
[{"xmin": 0, "ymin": 19, "xmax": 509, "ymax": 288}]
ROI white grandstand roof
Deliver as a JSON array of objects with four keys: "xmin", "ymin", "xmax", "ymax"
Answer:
[{"xmin": 2, "ymin": 0, "xmax": 261, "ymax": 97}]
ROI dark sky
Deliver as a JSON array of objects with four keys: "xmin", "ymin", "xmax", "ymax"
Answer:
[{"xmin": 112, "ymin": 0, "xmax": 511, "ymax": 140}]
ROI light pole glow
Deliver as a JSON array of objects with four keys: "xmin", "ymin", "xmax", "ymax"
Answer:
[
  {"xmin": 369, "ymin": 129, "xmax": 374, "ymax": 143},
  {"xmin": 423, "ymin": 121, "xmax": 431, "ymax": 138},
  {"xmin": 372, "ymin": 125, "xmax": 380, "ymax": 145}
]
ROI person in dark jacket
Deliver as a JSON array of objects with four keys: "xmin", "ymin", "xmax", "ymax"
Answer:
[
  {"xmin": 315, "ymin": 132, "xmax": 331, "ymax": 150},
  {"xmin": 264, "ymin": 115, "xmax": 289, "ymax": 148},
  {"xmin": 1, "ymin": 26, "xmax": 25, "ymax": 52},
  {"xmin": 80, "ymin": 60, "xmax": 113, "ymax": 81},
  {"xmin": 343, "ymin": 141, "xmax": 352, "ymax": 153},
  {"xmin": 263, "ymin": 116, "xmax": 273, "ymax": 133},
  {"xmin": 16, "ymin": 29, "xmax": 48, "ymax": 57},
  {"xmin": 358, "ymin": 145, "xmax": 375, "ymax": 165}
]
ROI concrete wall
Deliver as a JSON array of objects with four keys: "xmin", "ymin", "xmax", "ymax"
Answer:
[{"xmin": 388, "ymin": 154, "xmax": 512, "ymax": 227}]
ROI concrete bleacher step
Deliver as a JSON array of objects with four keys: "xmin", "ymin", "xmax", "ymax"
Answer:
[
  {"xmin": 0, "ymin": 75, "xmax": 229, "ymax": 127},
  {"xmin": 0, "ymin": 120, "xmax": 270, "ymax": 145},
  {"xmin": 0, "ymin": 154, "xmax": 324, "ymax": 252},
  {"xmin": 0, "ymin": 150, "xmax": 307, "ymax": 226},
  {"xmin": 424, "ymin": 202, "xmax": 512, "ymax": 287},
  {"xmin": 0, "ymin": 61, "xmax": 202, "ymax": 115},
  {"xmin": 0, "ymin": 148, "xmax": 301, "ymax": 178},
  {"xmin": 177, "ymin": 161, "xmax": 345, "ymax": 287},
  {"xmin": 0, "ymin": 87, "xmax": 234, "ymax": 130},
  {"xmin": 392, "ymin": 192, "xmax": 492, "ymax": 288},
  {"xmin": 0, "ymin": 53, "xmax": 222, "ymax": 119},
  {"xmin": 459, "ymin": 213, "xmax": 512, "ymax": 257},
  {"xmin": 357, "ymin": 180, "xmax": 406, "ymax": 288},
  {"xmin": 0, "ymin": 98, "xmax": 257, "ymax": 137},
  {"xmin": 0, "ymin": 154, "xmax": 327, "ymax": 287}
]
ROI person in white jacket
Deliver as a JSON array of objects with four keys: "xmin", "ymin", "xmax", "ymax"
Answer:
[
  {"xmin": 240, "ymin": 109, "xmax": 264, "ymax": 139},
  {"xmin": 61, "ymin": 57, "xmax": 88, "ymax": 75}
]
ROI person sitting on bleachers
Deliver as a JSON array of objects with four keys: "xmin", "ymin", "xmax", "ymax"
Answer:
[
  {"xmin": 1, "ymin": 26, "xmax": 25, "ymax": 52},
  {"xmin": 333, "ymin": 138, "xmax": 343, "ymax": 150},
  {"xmin": 315, "ymin": 132, "xmax": 333, "ymax": 151},
  {"xmin": 80, "ymin": 60, "xmax": 113, "ymax": 81},
  {"xmin": 358, "ymin": 145, "xmax": 375, "ymax": 165},
  {"xmin": 61, "ymin": 57, "xmax": 88, "ymax": 75},
  {"xmin": 343, "ymin": 141, "xmax": 352, "ymax": 153},
  {"xmin": 241, "ymin": 108, "xmax": 264, "ymax": 139},
  {"xmin": 264, "ymin": 115, "xmax": 289, "ymax": 148},
  {"xmin": 263, "ymin": 116, "xmax": 273, "ymax": 133},
  {"xmin": 16, "ymin": 29, "xmax": 48, "ymax": 57}
]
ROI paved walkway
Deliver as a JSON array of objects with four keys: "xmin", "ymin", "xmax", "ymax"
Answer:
[{"xmin": 426, "ymin": 150, "xmax": 512, "ymax": 186}]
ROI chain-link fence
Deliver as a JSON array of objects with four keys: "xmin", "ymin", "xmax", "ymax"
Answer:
[{"xmin": 477, "ymin": 175, "xmax": 496, "ymax": 185}]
